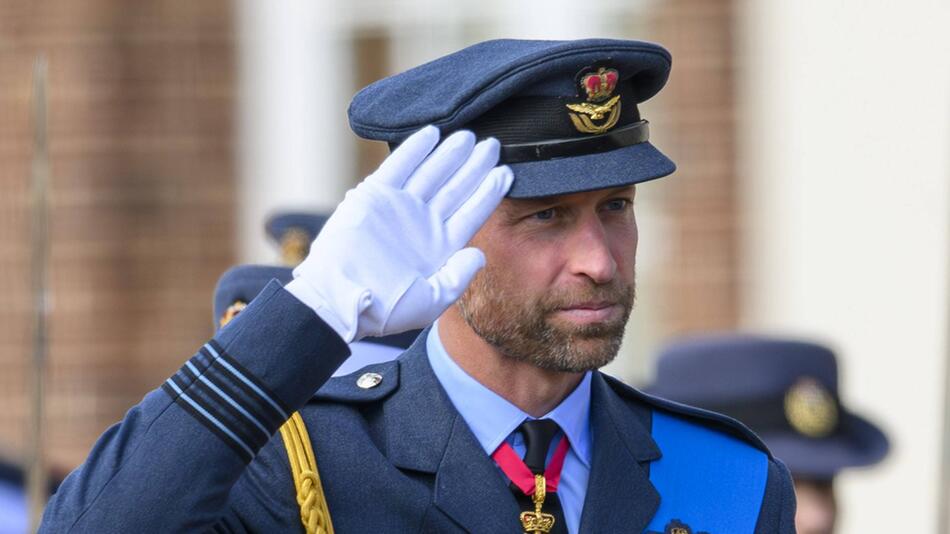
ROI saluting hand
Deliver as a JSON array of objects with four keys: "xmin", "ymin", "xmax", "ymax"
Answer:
[{"xmin": 285, "ymin": 126, "xmax": 512, "ymax": 342}]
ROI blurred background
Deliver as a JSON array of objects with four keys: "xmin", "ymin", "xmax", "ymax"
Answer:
[{"xmin": 1, "ymin": 0, "xmax": 948, "ymax": 532}]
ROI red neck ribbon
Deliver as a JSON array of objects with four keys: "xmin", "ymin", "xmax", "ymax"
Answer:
[{"xmin": 492, "ymin": 435, "xmax": 570, "ymax": 496}]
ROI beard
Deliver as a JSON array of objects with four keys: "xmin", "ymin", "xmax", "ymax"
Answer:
[{"xmin": 456, "ymin": 265, "xmax": 635, "ymax": 373}]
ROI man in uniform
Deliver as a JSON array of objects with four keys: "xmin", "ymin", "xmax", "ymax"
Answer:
[
  {"xmin": 40, "ymin": 39, "xmax": 796, "ymax": 533},
  {"xmin": 648, "ymin": 335, "xmax": 890, "ymax": 534}
]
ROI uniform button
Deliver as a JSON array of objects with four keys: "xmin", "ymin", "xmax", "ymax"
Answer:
[{"xmin": 357, "ymin": 372, "xmax": 383, "ymax": 389}]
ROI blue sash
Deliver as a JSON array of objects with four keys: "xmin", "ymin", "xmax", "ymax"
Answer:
[{"xmin": 644, "ymin": 411, "xmax": 769, "ymax": 533}]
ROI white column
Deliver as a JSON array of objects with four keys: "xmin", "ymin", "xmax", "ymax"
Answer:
[
  {"xmin": 236, "ymin": 1, "xmax": 355, "ymax": 263},
  {"xmin": 737, "ymin": 1, "xmax": 950, "ymax": 532},
  {"xmin": 490, "ymin": 0, "xmax": 608, "ymax": 40}
]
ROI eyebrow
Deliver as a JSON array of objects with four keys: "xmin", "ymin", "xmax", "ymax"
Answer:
[
  {"xmin": 504, "ymin": 198, "xmax": 557, "ymax": 211},
  {"xmin": 498, "ymin": 198, "xmax": 559, "ymax": 221}
]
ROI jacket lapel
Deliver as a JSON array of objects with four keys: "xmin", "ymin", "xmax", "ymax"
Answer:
[
  {"xmin": 382, "ymin": 331, "xmax": 521, "ymax": 533},
  {"xmin": 579, "ymin": 373, "xmax": 662, "ymax": 534},
  {"xmin": 432, "ymin": 415, "xmax": 523, "ymax": 533}
]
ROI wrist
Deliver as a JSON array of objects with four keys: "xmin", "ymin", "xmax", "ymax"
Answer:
[{"xmin": 284, "ymin": 278, "xmax": 356, "ymax": 343}]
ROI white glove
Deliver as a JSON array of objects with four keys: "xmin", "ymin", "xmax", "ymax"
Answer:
[{"xmin": 285, "ymin": 126, "xmax": 513, "ymax": 342}]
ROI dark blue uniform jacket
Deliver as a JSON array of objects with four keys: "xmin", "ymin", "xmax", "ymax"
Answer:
[{"xmin": 40, "ymin": 282, "xmax": 796, "ymax": 533}]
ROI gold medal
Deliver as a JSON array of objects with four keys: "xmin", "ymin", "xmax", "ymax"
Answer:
[{"xmin": 519, "ymin": 474, "xmax": 556, "ymax": 534}]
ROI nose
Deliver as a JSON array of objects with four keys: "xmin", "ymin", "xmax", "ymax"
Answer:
[{"xmin": 564, "ymin": 215, "xmax": 617, "ymax": 284}]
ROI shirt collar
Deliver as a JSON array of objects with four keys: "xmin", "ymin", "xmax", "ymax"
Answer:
[{"xmin": 426, "ymin": 321, "xmax": 592, "ymax": 467}]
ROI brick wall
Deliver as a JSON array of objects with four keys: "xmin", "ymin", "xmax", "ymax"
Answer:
[
  {"xmin": 0, "ymin": 1, "xmax": 236, "ymax": 468},
  {"xmin": 649, "ymin": 0, "xmax": 740, "ymax": 336},
  {"xmin": 0, "ymin": 1, "xmax": 739, "ymax": 470}
]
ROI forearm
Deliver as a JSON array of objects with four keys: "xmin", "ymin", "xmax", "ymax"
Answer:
[{"xmin": 40, "ymin": 282, "xmax": 349, "ymax": 532}]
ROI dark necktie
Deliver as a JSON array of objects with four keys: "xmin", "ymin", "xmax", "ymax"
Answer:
[{"xmin": 510, "ymin": 419, "xmax": 568, "ymax": 534}]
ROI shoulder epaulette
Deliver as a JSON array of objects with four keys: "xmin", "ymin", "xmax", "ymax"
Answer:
[{"xmin": 310, "ymin": 361, "xmax": 401, "ymax": 404}]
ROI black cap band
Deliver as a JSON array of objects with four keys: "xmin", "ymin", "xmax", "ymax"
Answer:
[
  {"xmin": 389, "ymin": 81, "xmax": 650, "ymax": 164},
  {"xmin": 498, "ymin": 120, "xmax": 649, "ymax": 163}
]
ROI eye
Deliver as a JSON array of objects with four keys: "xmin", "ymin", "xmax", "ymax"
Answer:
[
  {"xmin": 533, "ymin": 208, "xmax": 556, "ymax": 220},
  {"xmin": 603, "ymin": 199, "xmax": 629, "ymax": 211}
]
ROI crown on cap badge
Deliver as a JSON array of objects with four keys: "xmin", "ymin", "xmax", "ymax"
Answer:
[
  {"xmin": 566, "ymin": 66, "xmax": 622, "ymax": 134},
  {"xmin": 784, "ymin": 377, "xmax": 839, "ymax": 438}
]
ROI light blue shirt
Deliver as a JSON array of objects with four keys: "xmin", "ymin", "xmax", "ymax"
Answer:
[
  {"xmin": 332, "ymin": 341, "xmax": 403, "ymax": 377},
  {"xmin": 427, "ymin": 322, "xmax": 592, "ymax": 534}
]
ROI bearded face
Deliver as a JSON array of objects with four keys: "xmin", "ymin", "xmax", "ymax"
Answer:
[{"xmin": 457, "ymin": 261, "xmax": 634, "ymax": 373}]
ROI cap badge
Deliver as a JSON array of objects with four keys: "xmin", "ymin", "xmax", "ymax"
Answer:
[
  {"xmin": 219, "ymin": 300, "xmax": 247, "ymax": 328},
  {"xmin": 566, "ymin": 67, "xmax": 622, "ymax": 135},
  {"xmin": 784, "ymin": 377, "xmax": 839, "ymax": 438},
  {"xmin": 280, "ymin": 227, "xmax": 312, "ymax": 267}
]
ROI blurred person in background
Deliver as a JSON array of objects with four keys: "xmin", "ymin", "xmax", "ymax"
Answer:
[
  {"xmin": 648, "ymin": 335, "xmax": 890, "ymax": 534},
  {"xmin": 0, "ymin": 457, "xmax": 63, "ymax": 534},
  {"xmin": 0, "ymin": 459, "xmax": 28, "ymax": 534}
]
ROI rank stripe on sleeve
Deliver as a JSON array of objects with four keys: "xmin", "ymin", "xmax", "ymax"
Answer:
[
  {"xmin": 170, "ymin": 369, "xmax": 268, "ymax": 449},
  {"xmin": 161, "ymin": 340, "xmax": 291, "ymax": 462},
  {"xmin": 206, "ymin": 339, "xmax": 291, "ymax": 419},
  {"xmin": 161, "ymin": 379, "xmax": 256, "ymax": 462}
]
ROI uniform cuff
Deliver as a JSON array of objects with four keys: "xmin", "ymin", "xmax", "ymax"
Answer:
[{"xmin": 162, "ymin": 281, "xmax": 350, "ymax": 461}]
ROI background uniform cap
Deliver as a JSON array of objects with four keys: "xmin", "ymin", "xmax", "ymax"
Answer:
[
  {"xmin": 213, "ymin": 264, "xmax": 293, "ymax": 328},
  {"xmin": 265, "ymin": 212, "xmax": 330, "ymax": 266},
  {"xmin": 349, "ymin": 38, "xmax": 675, "ymax": 198},
  {"xmin": 647, "ymin": 334, "xmax": 890, "ymax": 479},
  {"xmin": 265, "ymin": 212, "xmax": 329, "ymax": 244}
]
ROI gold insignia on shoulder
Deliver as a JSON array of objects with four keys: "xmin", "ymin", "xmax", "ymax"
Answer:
[
  {"xmin": 784, "ymin": 377, "xmax": 838, "ymax": 438},
  {"xmin": 566, "ymin": 67, "xmax": 622, "ymax": 135},
  {"xmin": 219, "ymin": 300, "xmax": 247, "ymax": 328},
  {"xmin": 281, "ymin": 227, "xmax": 312, "ymax": 267}
]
